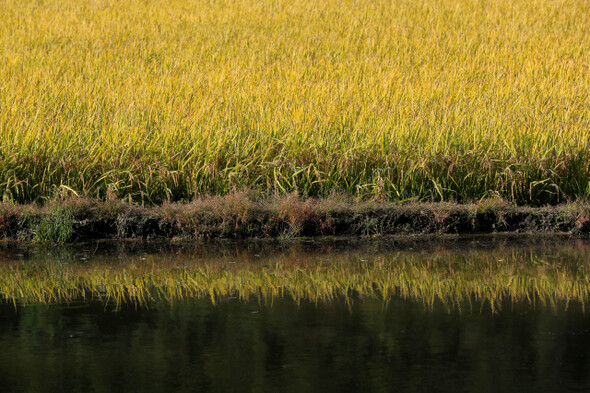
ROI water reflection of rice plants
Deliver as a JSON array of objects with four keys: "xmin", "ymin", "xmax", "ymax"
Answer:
[{"xmin": 1, "ymin": 251, "xmax": 589, "ymax": 312}]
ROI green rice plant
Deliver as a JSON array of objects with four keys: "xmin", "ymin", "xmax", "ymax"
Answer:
[{"xmin": 0, "ymin": 0, "xmax": 588, "ymax": 205}]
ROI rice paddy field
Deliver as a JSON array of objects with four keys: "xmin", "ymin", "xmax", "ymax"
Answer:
[{"xmin": 1, "ymin": 0, "xmax": 589, "ymax": 205}]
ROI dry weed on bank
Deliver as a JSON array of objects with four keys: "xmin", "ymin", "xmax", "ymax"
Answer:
[{"xmin": 1, "ymin": 193, "xmax": 590, "ymax": 241}]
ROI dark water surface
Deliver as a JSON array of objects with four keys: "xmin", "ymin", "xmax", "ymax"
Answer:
[{"xmin": 0, "ymin": 236, "xmax": 589, "ymax": 392}]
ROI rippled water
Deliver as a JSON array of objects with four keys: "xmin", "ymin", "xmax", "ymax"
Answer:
[{"xmin": 0, "ymin": 236, "xmax": 589, "ymax": 392}]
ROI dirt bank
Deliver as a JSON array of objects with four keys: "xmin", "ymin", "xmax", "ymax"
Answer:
[{"xmin": 1, "ymin": 193, "xmax": 589, "ymax": 242}]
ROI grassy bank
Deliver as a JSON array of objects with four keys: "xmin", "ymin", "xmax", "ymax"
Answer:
[
  {"xmin": 1, "ymin": 0, "xmax": 589, "ymax": 205},
  {"xmin": 2, "ymin": 194, "xmax": 590, "ymax": 241},
  {"xmin": 1, "ymin": 245, "xmax": 589, "ymax": 311}
]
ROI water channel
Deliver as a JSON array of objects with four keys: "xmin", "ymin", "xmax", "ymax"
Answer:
[{"xmin": 0, "ymin": 236, "xmax": 588, "ymax": 392}]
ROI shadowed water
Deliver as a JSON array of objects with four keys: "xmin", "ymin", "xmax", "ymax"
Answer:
[{"xmin": 0, "ymin": 236, "xmax": 590, "ymax": 392}]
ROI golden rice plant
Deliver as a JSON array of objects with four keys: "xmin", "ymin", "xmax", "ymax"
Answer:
[{"xmin": 0, "ymin": 0, "xmax": 589, "ymax": 204}]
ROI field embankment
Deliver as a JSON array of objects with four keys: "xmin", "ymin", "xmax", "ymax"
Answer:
[
  {"xmin": 1, "ymin": 194, "xmax": 590, "ymax": 241},
  {"xmin": 1, "ymin": 0, "xmax": 589, "ymax": 205}
]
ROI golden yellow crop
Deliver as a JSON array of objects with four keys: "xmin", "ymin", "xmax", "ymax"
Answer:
[{"xmin": 1, "ymin": 0, "xmax": 589, "ymax": 204}]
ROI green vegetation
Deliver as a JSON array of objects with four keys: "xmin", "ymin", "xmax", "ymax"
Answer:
[
  {"xmin": 31, "ymin": 207, "xmax": 75, "ymax": 243},
  {"xmin": 2, "ymin": 247, "xmax": 589, "ymax": 311},
  {"xmin": 1, "ymin": 0, "xmax": 589, "ymax": 205}
]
